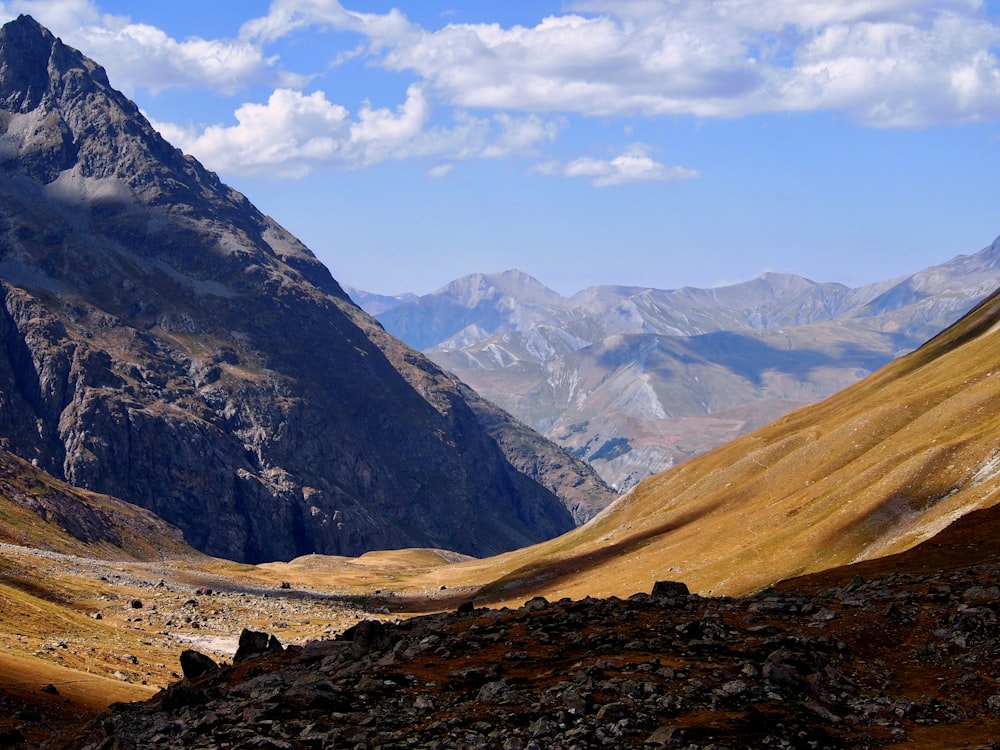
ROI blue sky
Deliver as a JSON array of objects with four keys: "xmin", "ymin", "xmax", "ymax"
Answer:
[{"xmin": 3, "ymin": 0, "xmax": 1000, "ymax": 296}]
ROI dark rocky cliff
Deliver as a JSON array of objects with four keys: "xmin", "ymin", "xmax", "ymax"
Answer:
[{"xmin": 0, "ymin": 15, "xmax": 613, "ymax": 562}]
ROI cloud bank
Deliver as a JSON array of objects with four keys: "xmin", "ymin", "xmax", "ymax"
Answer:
[{"xmin": 5, "ymin": 0, "xmax": 1000, "ymax": 183}]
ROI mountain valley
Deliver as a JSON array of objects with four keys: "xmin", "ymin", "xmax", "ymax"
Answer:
[
  {"xmin": 2, "ymin": 13, "xmax": 1000, "ymax": 750},
  {"xmin": 6, "ymin": 277, "xmax": 1000, "ymax": 749}
]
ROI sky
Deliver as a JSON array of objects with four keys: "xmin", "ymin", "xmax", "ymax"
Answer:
[{"xmin": 2, "ymin": 1, "xmax": 1000, "ymax": 296}]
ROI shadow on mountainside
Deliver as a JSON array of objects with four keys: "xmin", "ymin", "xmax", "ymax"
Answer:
[
  {"xmin": 384, "ymin": 497, "xmax": 728, "ymax": 613},
  {"xmin": 684, "ymin": 332, "xmax": 892, "ymax": 386}
]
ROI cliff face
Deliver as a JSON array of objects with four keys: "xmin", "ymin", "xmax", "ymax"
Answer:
[{"xmin": 0, "ymin": 15, "xmax": 613, "ymax": 562}]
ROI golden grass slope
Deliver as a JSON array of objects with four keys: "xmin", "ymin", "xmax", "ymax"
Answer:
[{"xmin": 449, "ymin": 287, "xmax": 1000, "ymax": 602}]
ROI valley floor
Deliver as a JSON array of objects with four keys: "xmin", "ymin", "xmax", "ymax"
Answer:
[
  {"xmin": 0, "ymin": 543, "xmax": 396, "ymax": 745},
  {"xmin": 6, "ymin": 500, "xmax": 1000, "ymax": 748},
  {"xmin": 45, "ymin": 560, "xmax": 1000, "ymax": 749}
]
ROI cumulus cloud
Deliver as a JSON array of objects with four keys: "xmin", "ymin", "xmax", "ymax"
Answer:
[
  {"xmin": 540, "ymin": 146, "xmax": 699, "ymax": 187},
  {"xmin": 240, "ymin": 0, "xmax": 1000, "ymax": 126},
  {"xmin": 77, "ymin": 22, "xmax": 281, "ymax": 94},
  {"xmin": 153, "ymin": 86, "xmax": 563, "ymax": 177},
  {"xmin": 781, "ymin": 11, "xmax": 1000, "ymax": 125},
  {"xmin": 12, "ymin": 0, "xmax": 1000, "ymax": 182},
  {"xmin": 151, "ymin": 89, "xmax": 351, "ymax": 178}
]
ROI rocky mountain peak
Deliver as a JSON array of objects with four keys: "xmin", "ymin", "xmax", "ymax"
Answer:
[
  {"xmin": 0, "ymin": 17, "xmax": 614, "ymax": 562},
  {"xmin": 0, "ymin": 14, "xmax": 63, "ymax": 112},
  {"xmin": 0, "ymin": 14, "xmax": 146, "ymax": 180}
]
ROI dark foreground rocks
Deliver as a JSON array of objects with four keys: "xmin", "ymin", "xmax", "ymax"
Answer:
[{"xmin": 45, "ymin": 568, "xmax": 1000, "ymax": 749}]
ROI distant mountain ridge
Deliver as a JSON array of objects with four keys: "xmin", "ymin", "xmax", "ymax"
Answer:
[
  {"xmin": 342, "ymin": 286, "xmax": 418, "ymax": 316},
  {"xmin": 370, "ymin": 285, "xmax": 1000, "ymax": 605},
  {"xmin": 355, "ymin": 240, "xmax": 999, "ymax": 488},
  {"xmin": 0, "ymin": 15, "xmax": 614, "ymax": 562}
]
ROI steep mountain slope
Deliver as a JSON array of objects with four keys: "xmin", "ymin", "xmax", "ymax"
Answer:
[
  {"xmin": 0, "ymin": 16, "xmax": 613, "ymax": 563},
  {"xmin": 366, "ymin": 245, "xmax": 997, "ymax": 488}
]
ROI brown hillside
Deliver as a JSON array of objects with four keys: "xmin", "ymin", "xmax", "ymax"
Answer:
[
  {"xmin": 0, "ymin": 447, "xmax": 193, "ymax": 561},
  {"xmin": 779, "ymin": 494, "xmax": 1000, "ymax": 593}
]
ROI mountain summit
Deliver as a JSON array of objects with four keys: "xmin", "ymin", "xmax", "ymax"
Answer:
[{"xmin": 0, "ymin": 16, "xmax": 613, "ymax": 562}]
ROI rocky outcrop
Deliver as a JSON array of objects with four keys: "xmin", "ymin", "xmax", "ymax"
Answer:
[
  {"xmin": 0, "ymin": 15, "xmax": 615, "ymax": 562},
  {"xmin": 52, "ymin": 564, "xmax": 1000, "ymax": 749}
]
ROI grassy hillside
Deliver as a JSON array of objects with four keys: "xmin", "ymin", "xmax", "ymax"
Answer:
[{"xmin": 0, "ymin": 448, "xmax": 193, "ymax": 560}]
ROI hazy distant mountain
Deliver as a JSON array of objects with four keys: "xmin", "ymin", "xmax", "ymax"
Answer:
[
  {"xmin": 343, "ymin": 286, "xmax": 418, "ymax": 315},
  {"xmin": 359, "ymin": 241, "xmax": 999, "ymax": 488},
  {"xmin": 374, "ymin": 269, "xmax": 579, "ymax": 351},
  {"xmin": 0, "ymin": 16, "xmax": 614, "ymax": 562}
]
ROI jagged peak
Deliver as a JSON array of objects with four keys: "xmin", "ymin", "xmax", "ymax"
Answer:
[
  {"xmin": 0, "ymin": 14, "xmax": 54, "ymax": 45},
  {"xmin": 0, "ymin": 15, "xmax": 166, "ymax": 185},
  {"xmin": 0, "ymin": 14, "xmax": 59, "ymax": 112},
  {"xmin": 0, "ymin": 15, "xmax": 113, "ymax": 104},
  {"xmin": 0, "ymin": 15, "xmax": 347, "ymax": 298}
]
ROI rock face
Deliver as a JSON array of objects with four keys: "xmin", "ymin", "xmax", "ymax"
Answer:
[{"xmin": 0, "ymin": 15, "xmax": 614, "ymax": 562}]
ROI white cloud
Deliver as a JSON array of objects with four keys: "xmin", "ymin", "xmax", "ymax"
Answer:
[
  {"xmin": 152, "ymin": 86, "xmax": 563, "ymax": 177},
  {"xmin": 545, "ymin": 146, "xmax": 699, "ymax": 187},
  {"xmin": 2, "ymin": 0, "xmax": 281, "ymax": 95},
  {"xmin": 0, "ymin": 0, "xmax": 100, "ymax": 29},
  {"xmin": 427, "ymin": 163, "xmax": 454, "ymax": 178},
  {"xmin": 12, "ymin": 0, "xmax": 1000, "ymax": 126},
  {"xmin": 78, "ymin": 22, "xmax": 277, "ymax": 95},
  {"xmin": 151, "ymin": 88, "xmax": 352, "ymax": 178},
  {"xmin": 779, "ymin": 11, "xmax": 1000, "ymax": 125},
  {"xmin": 480, "ymin": 113, "xmax": 562, "ymax": 158},
  {"xmin": 239, "ymin": 0, "xmax": 417, "ymax": 47},
  {"xmin": 12, "ymin": 0, "xmax": 1000, "ymax": 182},
  {"xmin": 242, "ymin": 0, "xmax": 1000, "ymax": 126}
]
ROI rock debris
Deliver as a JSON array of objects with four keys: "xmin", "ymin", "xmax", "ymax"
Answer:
[{"xmin": 48, "ymin": 568, "xmax": 1000, "ymax": 749}]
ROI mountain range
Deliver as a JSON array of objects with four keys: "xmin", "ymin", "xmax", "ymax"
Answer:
[
  {"xmin": 4, "ymin": 15, "xmax": 1000, "ymax": 748},
  {"xmin": 0, "ymin": 15, "xmax": 613, "ymax": 563},
  {"xmin": 356, "ymin": 248, "xmax": 999, "ymax": 488}
]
